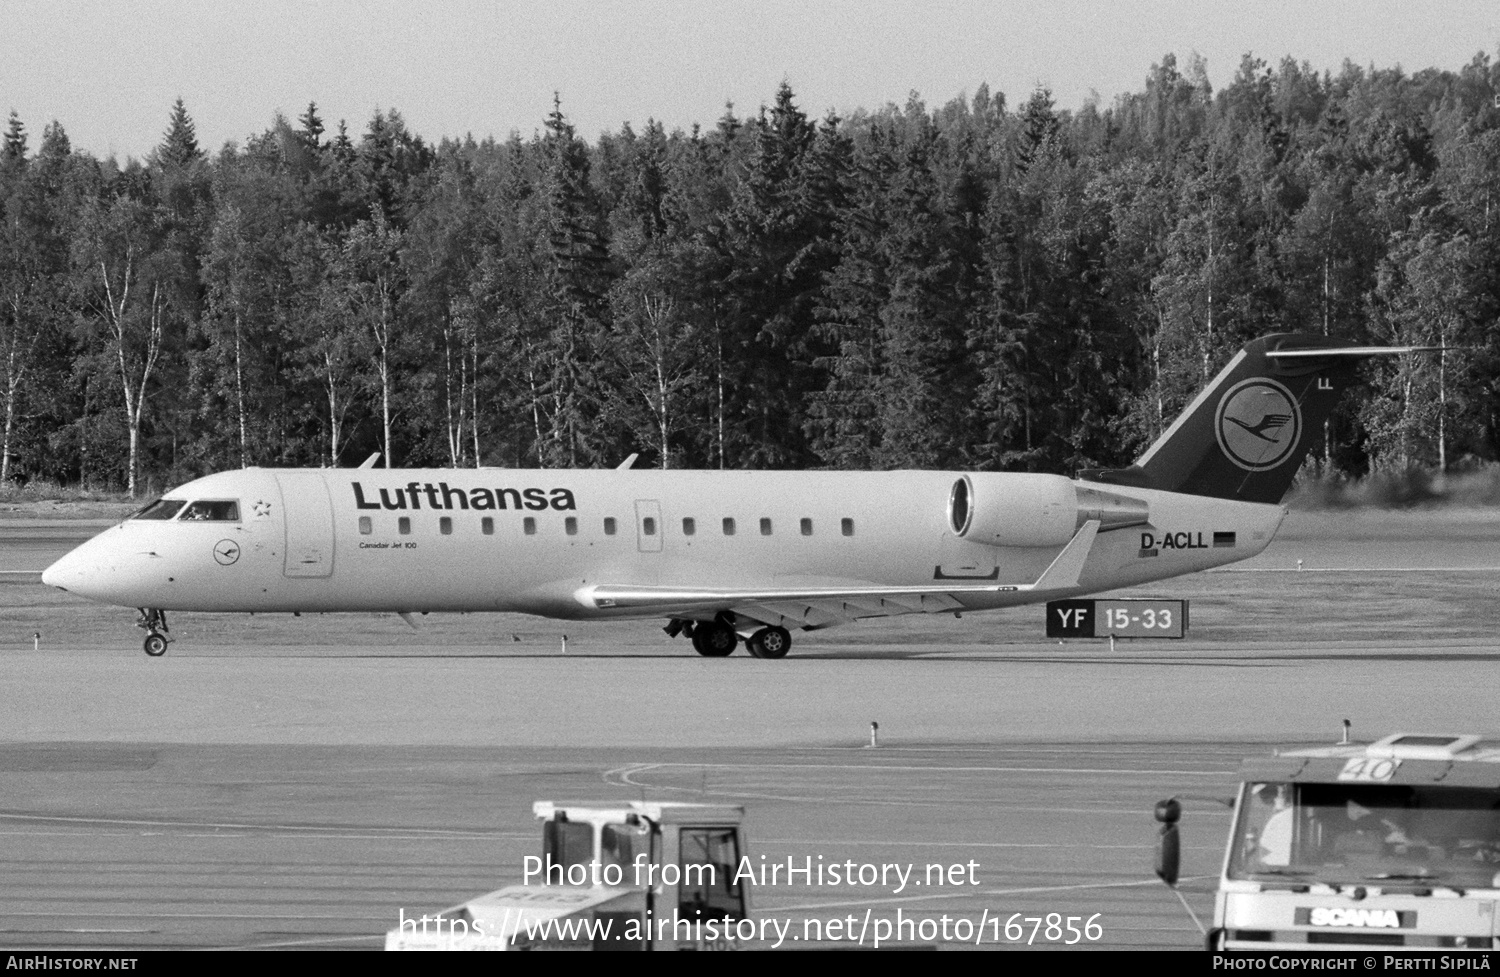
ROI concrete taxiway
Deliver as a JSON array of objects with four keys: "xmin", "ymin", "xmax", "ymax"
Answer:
[{"xmin": 1, "ymin": 507, "xmax": 1496, "ymax": 950}]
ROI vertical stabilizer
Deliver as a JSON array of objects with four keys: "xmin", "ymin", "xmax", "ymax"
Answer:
[{"xmin": 1079, "ymin": 334, "xmax": 1425, "ymax": 505}]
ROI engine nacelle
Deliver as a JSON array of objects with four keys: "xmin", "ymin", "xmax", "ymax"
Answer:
[{"xmin": 948, "ymin": 473, "xmax": 1148, "ymax": 547}]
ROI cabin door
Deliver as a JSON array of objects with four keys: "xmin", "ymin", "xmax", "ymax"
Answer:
[{"xmin": 276, "ymin": 472, "xmax": 336, "ymax": 578}]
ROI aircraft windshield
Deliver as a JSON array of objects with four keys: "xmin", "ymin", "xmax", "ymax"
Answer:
[
  {"xmin": 131, "ymin": 499, "xmax": 186, "ymax": 521},
  {"xmin": 1230, "ymin": 781, "xmax": 1500, "ymax": 888},
  {"xmin": 179, "ymin": 500, "xmax": 240, "ymax": 522}
]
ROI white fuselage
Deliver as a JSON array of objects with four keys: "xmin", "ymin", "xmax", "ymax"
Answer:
[{"xmin": 42, "ymin": 467, "xmax": 1284, "ymax": 624}]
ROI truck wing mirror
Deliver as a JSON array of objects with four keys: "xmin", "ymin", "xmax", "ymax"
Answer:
[{"xmin": 1155, "ymin": 798, "xmax": 1182, "ymax": 887}]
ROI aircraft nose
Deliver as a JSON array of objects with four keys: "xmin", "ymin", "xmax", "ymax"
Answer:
[
  {"xmin": 42, "ymin": 536, "xmax": 115, "ymax": 593},
  {"xmin": 41, "ymin": 532, "xmax": 159, "ymax": 608},
  {"xmin": 42, "ymin": 552, "xmax": 82, "ymax": 590}
]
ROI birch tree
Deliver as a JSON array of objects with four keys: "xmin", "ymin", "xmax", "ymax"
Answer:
[{"xmin": 72, "ymin": 192, "xmax": 171, "ymax": 496}]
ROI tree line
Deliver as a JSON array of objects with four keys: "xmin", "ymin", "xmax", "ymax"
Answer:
[{"xmin": 2, "ymin": 51, "xmax": 1498, "ymax": 496}]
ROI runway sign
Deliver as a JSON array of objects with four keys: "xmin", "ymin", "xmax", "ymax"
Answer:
[{"xmin": 1045, "ymin": 598, "xmax": 1188, "ymax": 639}]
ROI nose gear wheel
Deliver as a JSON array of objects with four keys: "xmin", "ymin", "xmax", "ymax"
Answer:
[{"xmin": 136, "ymin": 608, "xmax": 172, "ymax": 657}]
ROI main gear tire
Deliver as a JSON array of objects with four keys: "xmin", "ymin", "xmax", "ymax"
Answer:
[
  {"xmin": 746, "ymin": 626, "xmax": 792, "ymax": 660},
  {"xmin": 691, "ymin": 623, "xmax": 737, "ymax": 657}
]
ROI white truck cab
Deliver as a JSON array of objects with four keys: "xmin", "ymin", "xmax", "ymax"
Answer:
[
  {"xmin": 386, "ymin": 800, "xmax": 749, "ymax": 950},
  {"xmin": 1156, "ymin": 733, "xmax": 1500, "ymax": 951}
]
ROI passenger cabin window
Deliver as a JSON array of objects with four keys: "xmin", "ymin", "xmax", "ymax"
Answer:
[
  {"xmin": 180, "ymin": 500, "xmax": 240, "ymax": 521},
  {"xmin": 604, "ymin": 517, "xmax": 617, "ymax": 536},
  {"xmin": 643, "ymin": 517, "xmax": 657, "ymax": 536},
  {"xmin": 842, "ymin": 518, "xmax": 855, "ymax": 537},
  {"xmin": 800, "ymin": 518, "xmax": 813, "ymax": 536},
  {"xmin": 132, "ymin": 499, "xmax": 186, "ymax": 521},
  {"xmin": 398, "ymin": 517, "xmax": 411, "ymax": 535},
  {"xmin": 440, "ymin": 516, "xmax": 453, "ymax": 535},
  {"xmin": 358, "ymin": 517, "xmax": 372, "ymax": 535},
  {"xmin": 723, "ymin": 518, "xmax": 736, "ymax": 536},
  {"xmin": 482, "ymin": 517, "xmax": 494, "ymax": 535},
  {"xmin": 565, "ymin": 516, "xmax": 578, "ymax": 536},
  {"xmin": 760, "ymin": 518, "xmax": 772, "ymax": 536},
  {"xmin": 683, "ymin": 517, "xmax": 696, "ymax": 536},
  {"xmin": 524, "ymin": 517, "xmax": 537, "ymax": 535}
]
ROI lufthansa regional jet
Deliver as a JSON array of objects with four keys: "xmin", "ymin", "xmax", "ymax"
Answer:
[{"xmin": 42, "ymin": 334, "xmax": 1423, "ymax": 658}]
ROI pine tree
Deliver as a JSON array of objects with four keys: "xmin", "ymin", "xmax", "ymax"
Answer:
[
  {"xmin": 158, "ymin": 98, "xmax": 203, "ymax": 168},
  {"xmin": 38, "ymin": 121, "xmax": 69, "ymax": 160},
  {"xmin": 1017, "ymin": 87, "xmax": 1059, "ymax": 173},
  {"xmin": 540, "ymin": 95, "xmax": 613, "ymax": 465},
  {"xmin": 3, "ymin": 111, "xmax": 26, "ymax": 163},
  {"xmin": 298, "ymin": 102, "xmax": 325, "ymax": 149}
]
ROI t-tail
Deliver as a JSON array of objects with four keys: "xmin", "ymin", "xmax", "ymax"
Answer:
[{"xmin": 1079, "ymin": 333, "xmax": 1440, "ymax": 505}]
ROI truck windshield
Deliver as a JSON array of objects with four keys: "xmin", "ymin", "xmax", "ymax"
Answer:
[
  {"xmin": 1230, "ymin": 781, "xmax": 1500, "ymax": 887},
  {"xmin": 678, "ymin": 827, "xmax": 745, "ymax": 920},
  {"xmin": 542, "ymin": 820, "xmax": 593, "ymax": 880},
  {"xmin": 601, "ymin": 822, "xmax": 651, "ymax": 876}
]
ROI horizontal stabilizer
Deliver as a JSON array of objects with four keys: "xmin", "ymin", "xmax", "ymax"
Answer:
[{"xmin": 1266, "ymin": 345, "xmax": 1452, "ymax": 359}]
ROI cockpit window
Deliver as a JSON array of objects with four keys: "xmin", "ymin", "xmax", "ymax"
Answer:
[
  {"xmin": 132, "ymin": 499, "xmax": 186, "ymax": 521},
  {"xmin": 179, "ymin": 500, "xmax": 241, "ymax": 522}
]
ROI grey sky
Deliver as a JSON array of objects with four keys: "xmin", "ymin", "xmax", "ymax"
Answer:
[{"xmin": 6, "ymin": 0, "xmax": 1498, "ymax": 160}]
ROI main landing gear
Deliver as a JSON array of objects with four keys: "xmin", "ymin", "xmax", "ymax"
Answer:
[
  {"xmin": 689, "ymin": 621, "xmax": 738, "ymax": 657},
  {"xmin": 136, "ymin": 608, "xmax": 172, "ymax": 657},
  {"xmin": 675, "ymin": 618, "xmax": 794, "ymax": 659},
  {"xmin": 745, "ymin": 626, "xmax": 792, "ymax": 660}
]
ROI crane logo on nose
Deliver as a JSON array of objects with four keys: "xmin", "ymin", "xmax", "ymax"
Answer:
[{"xmin": 214, "ymin": 540, "xmax": 241, "ymax": 566}]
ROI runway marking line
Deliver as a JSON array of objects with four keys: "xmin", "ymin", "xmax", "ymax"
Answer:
[
  {"xmin": 606, "ymin": 761, "xmax": 1235, "ymax": 808},
  {"xmin": 1211, "ymin": 566, "xmax": 1500, "ymax": 573},
  {"xmin": 767, "ymin": 875, "xmax": 1213, "ymax": 912},
  {"xmin": 223, "ymin": 934, "xmax": 382, "ymax": 950},
  {"xmin": 4, "ymin": 911, "xmax": 380, "ymax": 920},
  {"xmin": 755, "ymin": 838, "xmax": 1225, "ymax": 848},
  {"xmin": 0, "ymin": 812, "xmax": 511, "ymax": 836},
  {"xmin": 606, "ymin": 761, "xmax": 1229, "ymax": 777}
]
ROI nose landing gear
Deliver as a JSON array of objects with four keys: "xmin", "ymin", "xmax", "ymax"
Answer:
[{"xmin": 136, "ymin": 608, "xmax": 172, "ymax": 657}]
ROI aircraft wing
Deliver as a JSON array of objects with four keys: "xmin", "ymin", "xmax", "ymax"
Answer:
[{"xmin": 576, "ymin": 520, "xmax": 1100, "ymax": 630}]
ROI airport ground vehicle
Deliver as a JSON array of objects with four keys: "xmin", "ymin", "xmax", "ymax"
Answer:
[
  {"xmin": 1155, "ymin": 733, "xmax": 1500, "ymax": 951},
  {"xmin": 386, "ymin": 800, "xmax": 749, "ymax": 950}
]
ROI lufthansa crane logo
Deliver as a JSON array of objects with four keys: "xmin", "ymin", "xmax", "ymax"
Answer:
[
  {"xmin": 213, "ymin": 540, "xmax": 241, "ymax": 566},
  {"xmin": 1215, "ymin": 378, "xmax": 1301, "ymax": 471}
]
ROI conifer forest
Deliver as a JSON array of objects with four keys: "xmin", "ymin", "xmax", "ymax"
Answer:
[{"xmin": 2, "ymin": 52, "xmax": 1499, "ymax": 496}]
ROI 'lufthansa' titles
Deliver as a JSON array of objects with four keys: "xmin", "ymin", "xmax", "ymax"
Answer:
[{"xmin": 352, "ymin": 482, "xmax": 577, "ymax": 512}]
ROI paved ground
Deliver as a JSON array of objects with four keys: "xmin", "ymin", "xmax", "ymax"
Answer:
[
  {"xmin": 1, "ymin": 507, "xmax": 1496, "ymax": 950},
  {"xmin": 0, "ymin": 741, "xmax": 1238, "ymax": 950}
]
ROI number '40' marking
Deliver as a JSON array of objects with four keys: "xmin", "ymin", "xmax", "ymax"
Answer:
[{"xmin": 1337, "ymin": 757, "xmax": 1401, "ymax": 782}]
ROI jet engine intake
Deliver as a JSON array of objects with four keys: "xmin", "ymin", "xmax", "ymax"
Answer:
[{"xmin": 948, "ymin": 474, "xmax": 1148, "ymax": 547}]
